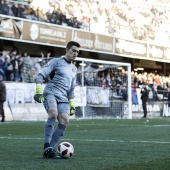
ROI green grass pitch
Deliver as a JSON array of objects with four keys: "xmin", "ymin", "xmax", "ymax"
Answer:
[{"xmin": 0, "ymin": 118, "xmax": 170, "ymax": 170}]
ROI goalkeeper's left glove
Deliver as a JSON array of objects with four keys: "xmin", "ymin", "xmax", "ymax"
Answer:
[
  {"xmin": 34, "ymin": 84, "xmax": 44, "ymax": 103},
  {"xmin": 69, "ymin": 99, "xmax": 76, "ymax": 116}
]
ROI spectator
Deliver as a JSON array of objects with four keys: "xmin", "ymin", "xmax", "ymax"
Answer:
[
  {"xmin": 167, "ymin": 86, "xmax": 170, "ymax": 107},
  {"xmin": 53, "ymin": 9, "xmax": 62, "ymax": 25},
  {"xmin": 152, "ymin": 84, "xmax": 160, "ymax": 101},
  {"xmin": 100, "ymin": 77, "xmax": 108, "ymax": 88},
  {"xmin": 46, "ymin": 9, "xmax": 56, "ymax": 24},
  {"xmin": 93, "ymin": 71, "xmax": 101, "ymax": 87},
  {"xmin": 120, "ymin": 83, "xmax": 128, "ymax": 101},
  {"xmin": 1, "ymin": 1, "xmax": 12, "ymax": 16},
  {"xmin": 0, "ymin": 74, "xmax": 6, "ymax": 122},
  {"xmin": 18, "ymin": 4, "xmax": 27, "ymax": 18},
  {"xmin": 87, "ymin": 72, "xmax": 94, "ymax": 86},
  {"xmin": 0, "ymin": 0, "xmax": 3, "ymax": 14},
  {"xmin": 11, "ymin": 2, "xmax": 18, "ymax": 17},
  {"xmin": 2, "ymin": 57, "xmax": 8, "ymax": 80},
  {"xmin": 18, "ymin": 57, "xmax": 23, "ymax": 81},
  {"xmin": 34, "ymin": 59, "xmax": 41, "ymax": 76},
  {"xmin": 6, "ymin": 61, "xmax": 13, "ymax": 81},
  {"xmin": 141, "ymin": 84, "xmax": 148, "ymax": 118},
  {"xmin": 22, "ymin": 52, "xmax": 30, "ymax": 63},
  {"xmin": 84, "ymin": 72, "xmax": 90, "ymax": 86},
  {"xmin": 106, "ymin": 72, "xmax": 112, "ymax": 87},
  {"xmin": 0, "ymin": 58, "xmax": 5, "ymax": 77},
  {"xmin": 154, "ymin": 74, "xmax": 162, "ymax": 85},
  {"xmin": 132, "ymin": 82, "xmax": 138, "ymax": 104}
]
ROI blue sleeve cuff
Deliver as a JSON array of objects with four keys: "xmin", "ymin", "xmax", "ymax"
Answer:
[{"xmin": 36, "ymin": 73, "xmax": 45, "ymax": 83}]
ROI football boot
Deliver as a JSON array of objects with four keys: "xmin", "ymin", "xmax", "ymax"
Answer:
[{"xmin": 43, "ymin": 147, "xmax": 56, "ymax": 158}]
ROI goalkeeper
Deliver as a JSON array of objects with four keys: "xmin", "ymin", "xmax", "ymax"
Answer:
[{"xmin": 34, "ymin": 41, "xmax": 80, "ymax": 158}]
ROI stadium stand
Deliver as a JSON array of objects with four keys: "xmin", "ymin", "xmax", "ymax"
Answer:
[{"xmin": 1, "ymin": 0, "xmax": 170, "ymax": 44}]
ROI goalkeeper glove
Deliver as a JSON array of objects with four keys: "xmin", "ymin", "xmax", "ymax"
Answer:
[
  {"xmin": 69, "ymin": 99, "xmax": 76, "ymax": 116},
  {"xmin": 34, "ymin": 84, "xmax": 44, "ymax": 103}
]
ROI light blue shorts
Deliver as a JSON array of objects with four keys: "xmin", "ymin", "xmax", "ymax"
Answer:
[{"xmin": 43, "ymin": 94, "xmax": 69, "ymax": 114}]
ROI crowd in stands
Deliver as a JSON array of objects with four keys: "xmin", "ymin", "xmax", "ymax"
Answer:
[
  {"xmin": 1, "ymin": 0, "xmax": 170, "ymax": 44},
  {"xmin": 1, "ymin": 49, "xmax": 170, "ymax": 103},
  {"xmin": 0, "ymin": 49, "xmax": 41, "ymax": 82}
]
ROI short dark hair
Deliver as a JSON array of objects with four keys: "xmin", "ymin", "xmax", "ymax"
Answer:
[{"xmin": 66, "ymin": 41, "xmax": 81, "ymax": 49}]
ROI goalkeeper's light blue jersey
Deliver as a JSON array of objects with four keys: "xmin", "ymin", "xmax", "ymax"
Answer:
[{"xmin": 36, "ymin": 57, "xmax": 77, "ymax": 103}]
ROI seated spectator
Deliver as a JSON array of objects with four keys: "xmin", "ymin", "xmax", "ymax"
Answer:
[
  {"xmin": 46, "ymin": 9, "xmax": 56, "ymax": 24},
  {"xmin": 24, "ymin": 6, "xmax": 38, "ymax": 21},
  {"xmin": 0, "ymin": 0, "xmax": 3, "ymax": 14},
  {"xmin": 52, "ymin": 8, "xmax": 62, "ymax": 25},
  {"xmin": 1, "ymin": 0, "xmax": 13, "ymax": 16},
  {"xmin": 11, "ymin": 2, "xmax": 18, "ymax": 17},
  {"xmin": 18, "ymin": 4, "xmax": 27, "ymax": 18}
]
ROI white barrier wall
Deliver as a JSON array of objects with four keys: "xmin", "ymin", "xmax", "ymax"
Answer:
[
  {"xmin": 4, "ymin": 103, "xmax": 48, "ymax": 121},
  {"xmin": 4, "ymin": 82, "xmax": 82, "ymax": 121},
  {"xmin": 4, "ymin": 83, "xmax": 170, "ymax": 121}
]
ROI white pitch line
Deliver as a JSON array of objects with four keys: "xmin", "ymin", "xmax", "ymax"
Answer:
[{"xmin": 0, "ymin": 136, "xmax": 170, "ymax": 144}]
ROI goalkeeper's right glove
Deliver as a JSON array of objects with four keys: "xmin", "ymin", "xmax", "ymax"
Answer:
[
  {"xmin": 69, "ymin": 99, "xmax": 76, "ymax": 116},
  {"xmin": 34, "ymin": 84, "xmax": 44, "ymax": 103}
]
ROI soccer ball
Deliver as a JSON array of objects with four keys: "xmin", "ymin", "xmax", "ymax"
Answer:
[{"xmin": 57, "ymin": 142, "xmax": 74, "ymax": 159}]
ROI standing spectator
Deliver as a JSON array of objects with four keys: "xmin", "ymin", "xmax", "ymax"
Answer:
[
  {"xmin": 0, "ymin": 75, "xmax": 6, "ymax": 122},
  {"xmin": 154, "ymin": 74, "xmax": 161, "ymax": 85},
  {"xmin": 34, "ymin": 59, "xmax": 41, "ymax": 77},
  {"xmin": 152, "ymin": 84, "xmax": 160, "ymax": 101},
  {"xmin": 120, "ymin": 83, "xmax": 128, "ymax": 101},
  {"xmin": 93, "ymin": 71, "xmax": 101, "ymax": 87},
  {"xmin": 167, "ymin": 86, "xmax": 170, "ymax": 107},
  {"xmin": 22, "ymin": 52, "xmax": 30, "ymax": 63},
  {"xmin": 106, "ymin": 72, "xmax": 112, "ymax": 87},
  {"xmin": 84, "ymin": 72, "xmax": 90, "ymax": 86},
  {"xmin": 2, "ymin": 57, "xmax": 8, "ymax": 80},
  {"xmin": 132, "ymin": 82, "xmax": 138, "ymax": 104},
  {"xmin": 100, "ymin": 77, "xmax": 108, "ymax": 88},
  {"xmin": 18, "ymin": 58, "xmax": 23, "ymax": 81},
  {"xmin": 141, "ymin": 84, "xmax": 148, "ymax": 118},
  {"xmin": 6, "ymin": 62, "xmax": 13, "ymax": 81},
  {"xmin": 0, "ymin": 58, "xmax": 5, "ymax": 78},
  {"xmin": 87, "ymin": 72, "xmax": 94, "ymax": 86},
  {"xmin": 10, "ymin": 50, "xmax": 20, "ymax": 81}
]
